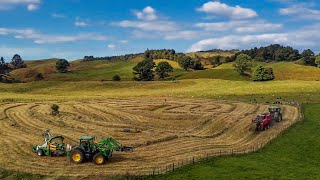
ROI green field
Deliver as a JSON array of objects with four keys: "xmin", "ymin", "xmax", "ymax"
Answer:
[
  {"xmin": 0, "ymin": 79, "xmax": 319, "ymax": 103},
  {"xmin": 156, "ymin": 104, "xmax": 320, "ymax": 179}
]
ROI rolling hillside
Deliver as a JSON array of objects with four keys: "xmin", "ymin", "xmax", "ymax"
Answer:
[{"xmin": 9, "ymin": 57, "xmax": 320, "ymax": 82}]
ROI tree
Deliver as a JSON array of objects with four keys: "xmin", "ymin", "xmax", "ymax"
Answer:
[
  {"xmin": 133, "ymin": 58, "xmax": 156, "ymax": 81},
  {"xmin": 155, "ymin": 61, "xmax": 173, "ymax": 79},
  {"xmin": 252, "ymin": 66, "xmax": 275, "ymax": 81},
  {"xmin": 301, "ymin": 49, "xmax": 315, "ymax": 65},
  {"xmin": 191, "ymin": 60, "xmax": 204, "ymax": 70},
  {"xmin": 112, "ymin": 75, "xmax": 121, "ymax": 81},
  {"xmin": 177, "ymin": 56, "xmax": 193, "ymax": 70},
  {"xmin": 0, "ymin": 57, "xmax": 11, "ymax": 82},
  {"xmin": 233, "ymin": 54, "xmax": 252, "ymax": 76},
  {"xmin": 10, "ymin": 54, "xmax": 26, "ymax": 69},
  {"xmin": 56, "ymin": 59, "xmax": 70, "ymax": 73},
  {"xmin": 316, "ymin": 55, "xmax": 320, "ymax": 68}
]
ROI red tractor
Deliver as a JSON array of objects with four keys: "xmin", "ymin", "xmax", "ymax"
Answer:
[{"xmin": 252, "ymin": 113, "xmax": 272, "ymax": 131}]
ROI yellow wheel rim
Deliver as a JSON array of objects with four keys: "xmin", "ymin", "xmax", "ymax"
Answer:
[
  {"xmin": 95, "ymin": 156, "xmax": 104, "ymax": 164},
  {"xmin": 72, "ymin": 152, "xmax": 81, "ymax": 162}
]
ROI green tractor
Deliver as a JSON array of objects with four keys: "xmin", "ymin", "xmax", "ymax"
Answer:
[
  {"xmin": 69, "ymin": 136, "xmax": 133, "ymax": 165},
  {"xmin": 32, "ymin": 130, "xmax": 66, "ymax": 156},
  {"xmin": 268, "ymin": 106, "xmax": 283, "ymax": 122}
]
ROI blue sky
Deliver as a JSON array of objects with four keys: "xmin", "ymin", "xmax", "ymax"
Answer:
[{"xmin": 0, "ymin": 0, "xmax": 320, "ymax": 60}]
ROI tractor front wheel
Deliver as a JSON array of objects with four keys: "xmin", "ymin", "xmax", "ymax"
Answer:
[
  {"xmin": 93, "ymin": 153, "xmax": 106, "ymax": 165},
  {"xmin": 70, "ymin": 149, "xmax": 84, "ymax": 164}
]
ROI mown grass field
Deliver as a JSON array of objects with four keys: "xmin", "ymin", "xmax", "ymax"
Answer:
[{"xmin": 156, "ymin": 104, "xmax": 320, "ymax": 179}]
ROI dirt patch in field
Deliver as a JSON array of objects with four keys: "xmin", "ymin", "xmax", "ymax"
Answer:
[{"xmin": 0, "ymin": 98, "xmax": 299, "ymax": 177}]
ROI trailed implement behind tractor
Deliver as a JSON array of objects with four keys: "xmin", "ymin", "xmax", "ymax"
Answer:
[{"xmin": 32, "ymin": 130, "xmax": 66, "ymax": 156}]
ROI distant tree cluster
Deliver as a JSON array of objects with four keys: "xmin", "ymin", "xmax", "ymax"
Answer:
[
  {"xmin": 82, "ymin": 53, "xmax": 143, "ymax": 62},
  {"xmin": 237, "ymin": 44, "xmax": 301, "ymax": 62},
  {"xmin": 252, "ymin": 66, "xmax": 275, "ymax": 81},
  {"xmin": 133, "ymin": 58, "xmax": 174, "ymax": 81},
  {"xmin": 197, "ymin": 49, "xmax": 239, "ymax": 54},
  {"xmin": 174, "ymin": 54, "xmax": 204, "ymax": 71},
  {"xmin": 0, "ymin": 54, "xmax": 27, "ymax": 83},
  {"xmin": 145, "ymin": 49, "xmax": 176, "ymax": 60}
]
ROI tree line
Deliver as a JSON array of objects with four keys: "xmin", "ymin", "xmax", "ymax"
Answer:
[
  {"xmin": 82, "ymin": 53, "xmax": 144, "ymax": 62},
  {"xmin": 236, "ymin": 44, "xmax": 320, "ymax": 67}
]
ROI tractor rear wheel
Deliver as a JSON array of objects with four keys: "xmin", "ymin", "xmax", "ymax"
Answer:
[
  {"xmin": 93, "ymin": 153, "xmax": 106, "ymax": 165},
  {"xmin": 70, "ymin": 149, "xmax": 84, "ymax": 164},
  {"xmin": 37, "ymin": 149, "xmax": 44, "ymax": 156}
]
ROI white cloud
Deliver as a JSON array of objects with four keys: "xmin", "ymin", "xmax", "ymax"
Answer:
[
  {"xmin": 188, "ymin": 33, "xmax": 288, "ymax": 52},
  {"xmin": 0, "ymin": 0, "xmax": 41, "ymax": 11},
  {"xmin": 0, "ymin": 27, "xmax": 108, "ymax": 44},
  {"xmin": 116, "ymin": 20, "xmax": 178, "ymax": 32},
  {"xmin": 119, "ymin": 40, "xmax": 128, "ymax": 43},
  {"xmin": 196, "ymin": 20, "xmax": 282, "ymax": 33},
  {"xmin": 197, "ymin": 1, "xmax": 258, "ymax": 19},
  {"xmin": 107, "ymin": 44, "xmax": 116, "ymax": 49},
  {"xmin": 51, "ymin": 13, "xmax": 66, "ymax": 19},
  {"xmin": 114, "ymin": 6, "xmax": 200, "ymax": 40},
  {"xmin": 280, "ymin": 5, "xmax": 320, "ymax": 20},
  {"xmin": 164, "ymin": 31, "xmax": 199, "ymax": 40},
  {"xmin": 75, "ymin": 17, "xmax": 90, "ymax": 27},
  {"xmin": 133, "ymin": 6, "xmax": 157, "ymax": 21},
  {"xmin": 188, "ymin": 24, "xmax": 320, "ymax": 52},
  {"xmin": 27, "ymin": 3, "xmax": 38, "ymax": 11}
]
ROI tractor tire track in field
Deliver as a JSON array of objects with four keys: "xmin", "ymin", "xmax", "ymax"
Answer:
[{"xmin": 0, "ymin": 98, "xmax": 299, "ymax": 177}]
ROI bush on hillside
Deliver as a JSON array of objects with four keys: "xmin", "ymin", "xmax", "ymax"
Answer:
[
  {"xmin": 112, "ymin": 75, "xmax": 121, "ymax": 81},
  {"xmin": 252, "ymin": 66, "xmax": 275, "ymax": 81},
  {"xmin": 35, "ymin": 73, "xmax": 44, "ymax": 81},
  {"xmin": 51, "ymin": 104, "xmax": 59, "ymax": 115}
]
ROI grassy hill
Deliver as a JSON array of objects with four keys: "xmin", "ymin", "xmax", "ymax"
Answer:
[{"xmin": 9, "ymin": 58, "xmax": 320, "ymax": 82}]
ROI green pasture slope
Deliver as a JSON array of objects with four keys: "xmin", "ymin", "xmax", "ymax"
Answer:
[{"xmin": 156, "ymin": 104, "xmax": 320, "ymax": 179}]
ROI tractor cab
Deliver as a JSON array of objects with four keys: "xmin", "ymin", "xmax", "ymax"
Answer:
[
  {"xmin": 268, "ymin": 106, "xmax": 281, "ymax": 113},
  {"xmin": 79, "ymin": 136, "xmax": 95, "ymax": 152},
  {"xmin": 268, "ymin": 106, "xmax": 283, "ymax": 122}
]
